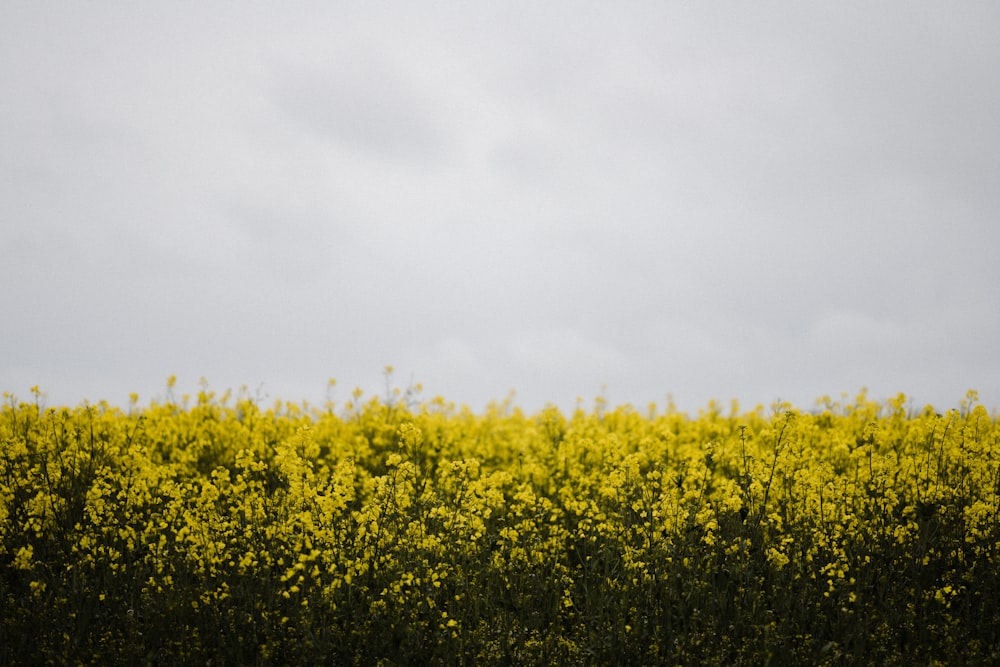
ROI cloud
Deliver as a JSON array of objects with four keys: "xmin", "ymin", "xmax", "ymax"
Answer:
[
  {"xmin": 509, "ymin": 328, "xmax": 628, "ymax": 376},
  {"xmin": 405, "ymin": 337, "xmax": 486, "ymax": 388},
  {"xmin": 807, "ymin": 309, "xmax": 904, "ymax": 349},
  {"xmin": 2, "ymin": 3, "xmax": 999, "ymax": 415},
  {"xmin": 274, "ymin": 51, "xmax": 453, "ymax": 162}
]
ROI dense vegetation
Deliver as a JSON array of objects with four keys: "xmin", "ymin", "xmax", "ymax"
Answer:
[{"xmin": 2, "ymin": 379, "xmax": 998, "ymax": 665}]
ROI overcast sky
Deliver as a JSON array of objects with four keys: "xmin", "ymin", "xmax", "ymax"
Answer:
[{"xmin": 3, "ymin": 2, "xmax": 999, "ymax": 415}]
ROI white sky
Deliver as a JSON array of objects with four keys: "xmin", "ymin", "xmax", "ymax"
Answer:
[{"xmin": 3, "ymin": 2, "xmax": 999, "ymax": 415}]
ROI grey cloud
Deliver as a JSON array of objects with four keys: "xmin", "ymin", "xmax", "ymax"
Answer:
[
  {"xmin": 275, "ymin": 52, "xmax": 453, "ymax": 161},
  {"xmin": 2, "ymin": 3, "xmax": 999, "ymax": 415}
]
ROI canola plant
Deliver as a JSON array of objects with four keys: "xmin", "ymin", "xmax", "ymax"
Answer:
[{"xmin": 1, "ymin": 381, "xmax": 998, "ymax": 665}]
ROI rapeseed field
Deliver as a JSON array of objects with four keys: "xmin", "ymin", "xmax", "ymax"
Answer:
[{"xmin": 2, "ymin": 377, "xmax": 998, "ymax": 665}]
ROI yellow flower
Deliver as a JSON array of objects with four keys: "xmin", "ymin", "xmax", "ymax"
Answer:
[
  {"xmin": 13, "ymin": 545, "xmax": 33, "ymax": 570},
  {"xmin": 766, "ymin": 547, "xmax": 790, "ymax": 570}
]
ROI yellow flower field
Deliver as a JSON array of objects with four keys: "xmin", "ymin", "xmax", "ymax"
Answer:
[{"xmin": 2, "ymin": 380, "xmax": 998, "ymax": 665}]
